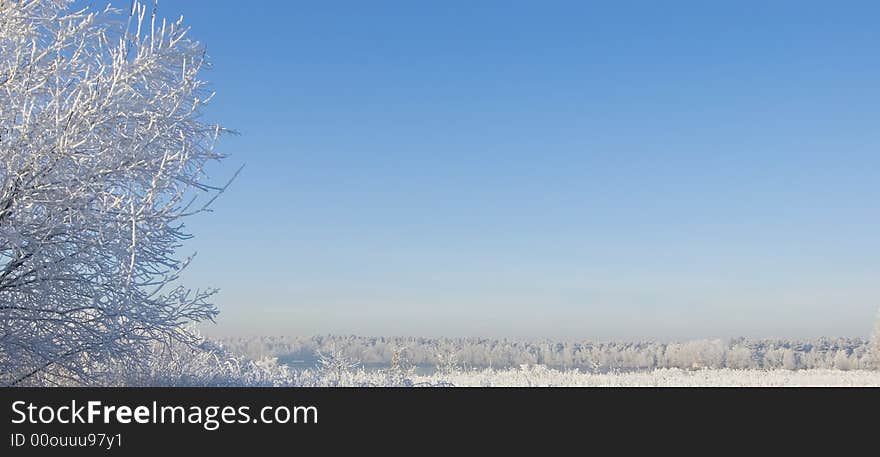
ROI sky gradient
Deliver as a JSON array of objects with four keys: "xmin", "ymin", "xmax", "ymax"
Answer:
[{"xmin": 122, "ymin": 1, "xmax": 880, "ymax": 339}]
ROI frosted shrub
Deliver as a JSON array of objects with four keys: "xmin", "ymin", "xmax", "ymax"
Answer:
[
  {"xmin": 100, "ymin": 339, "xmax": 295, "ymax": 387},
  {"xmin": 435, "ymin": 348, "xmax": 460, "ymax": 378},
  {"xmin": 315, "ymin": 347, "xmax": 361, "ymax": 387},
  {"xmin": 384, "ymin": 347, "xmax": 416, "ymax": 387},
  {"xmin": 873, "ymin": 308, "xmax": 880, "ymax": 369}
]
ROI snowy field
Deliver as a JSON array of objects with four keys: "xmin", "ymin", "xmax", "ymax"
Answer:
[
  {"xmin": 406, "ymin": 367, "xmax": 880, "ymax": 387},
  {"xmin": 287, "ymin": 365, "xmax": 880, "ymax": 387}
]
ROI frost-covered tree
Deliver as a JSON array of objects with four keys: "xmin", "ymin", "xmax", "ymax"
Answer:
[
  {"xmin": 872, "ymin": 307, "xmax": 880, "ymax": 369},
  {"xmin": 0, "ymin": 1, "xmax": 231, "ymax": 386}
]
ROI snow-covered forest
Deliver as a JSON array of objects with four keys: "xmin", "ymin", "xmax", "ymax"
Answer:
[
  {"xmin": 75, "ymin": 336, "xmax": 879, "ymax": 387},
  {"xmin": 220, "ymin": 335, "xmax": 876, "ymax": 372},
  {"xmin": 42, "ymin": 335, "xmax": 869, "ymax": 387}
]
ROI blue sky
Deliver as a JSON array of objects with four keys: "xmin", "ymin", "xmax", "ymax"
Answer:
[{"xmin": 120, "ymin": 1, "xmax": 879, "ymax": 339}]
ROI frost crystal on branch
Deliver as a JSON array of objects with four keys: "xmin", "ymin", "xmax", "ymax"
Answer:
[{"xmin": 0, "ymin": 1, "xmax": 230, "ymax": 386}]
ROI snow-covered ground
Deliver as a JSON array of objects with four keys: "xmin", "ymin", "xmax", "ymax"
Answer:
[
  {"xmin": 404, "ymin": 366, "xmax": 880, "ymax": 387},
  {"xmin": 287, "ymin": 365, "xmax": 880, "ymax": 387}
]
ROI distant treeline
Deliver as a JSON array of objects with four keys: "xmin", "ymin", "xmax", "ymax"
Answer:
[{"xmin": 218, "ymin": 335, "xmax": 875, "ymax": 372}]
